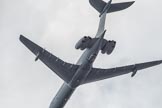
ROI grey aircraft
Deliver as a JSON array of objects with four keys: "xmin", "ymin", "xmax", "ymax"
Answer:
[{"xmin": 20, "ymin": 0, "xmax": 162, "ymax": 108}]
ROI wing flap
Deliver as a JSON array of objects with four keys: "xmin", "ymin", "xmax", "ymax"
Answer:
[
  {"xmin": 20, "ymin": 35, "xmax": 79, "ymax": 83},
  {"xmin": 83, "ymin": 60, "xmax": 162, "ymax": 84}
]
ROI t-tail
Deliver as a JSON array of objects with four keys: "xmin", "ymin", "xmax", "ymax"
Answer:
[
  {"xmin": 90, "ymin": 0, "xmax": 135, "ymax": 38},
  {"xmin": 89, "ymin": 0, "xmax": 135, "ymax": 17}
]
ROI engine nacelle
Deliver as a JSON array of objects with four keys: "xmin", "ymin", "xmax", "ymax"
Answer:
[
  {"xmin": 75, "ymin": 36, "xmax": 92, "ymax": 50},
  {"xmin": 75, "ymin": 37, "xmax": 116, "ymax": 55},
  {"xmin": 101, "ymin": 40, "xmax": 116, "ymax": 55}
]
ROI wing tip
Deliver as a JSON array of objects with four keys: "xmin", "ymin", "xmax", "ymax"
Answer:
[
  {"xmin": 157, "ymin": 60, "xmax": 162, "ymax": 64},
  {"xmin": 19, "ymin": 34, "xmax": 25, "ymax": 42},
  {"xmin": 19, "ymin": 35, "xmax": 30, "ymax": 45}
]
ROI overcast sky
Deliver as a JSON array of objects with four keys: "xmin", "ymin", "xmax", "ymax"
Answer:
[{"xmin": 1, "ymin": 0, "xmax": 162, "ymax": 108}]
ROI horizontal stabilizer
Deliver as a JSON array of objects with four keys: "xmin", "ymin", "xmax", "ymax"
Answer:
[
  {"xmin": 89, "ymin": 0, "xmax": 106, "ymax": 13},
  {"xmin": 108, "ymin": 1, "xmax": 135, "ymax": 13},
  {"xmin": 89, "ymin": 0, "xmax": 135, "ymax": 14}
]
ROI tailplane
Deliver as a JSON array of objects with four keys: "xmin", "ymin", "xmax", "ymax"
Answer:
[
  {"xmin": 89, "ymin": 0, "xmax": 135, "ymax": 15},
  {"xmin": 108, "ymin": 1, "xmax": 135, "ymax": 13},
  {"xmin": 89, "ymin": 0, "xmax": 107, "ymax": 13}
]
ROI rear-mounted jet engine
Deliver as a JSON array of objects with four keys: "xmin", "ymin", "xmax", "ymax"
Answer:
[{"xmin": 75, "ymin": 36, "xmax": 116, "ymax": 55}]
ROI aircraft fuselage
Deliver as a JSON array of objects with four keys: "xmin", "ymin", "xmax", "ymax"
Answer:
[{"xmin": 49, "ymin": 30, "xmax": 105, "ymax": 108}]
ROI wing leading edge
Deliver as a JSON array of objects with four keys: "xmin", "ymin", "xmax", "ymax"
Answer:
[
  {"xmin": 83, "ymin": 60, "xmax": 162, "ymax": 84},
  {"xmin": 19, "ymin": 35, "xmax": 79, "ymax": 83}
]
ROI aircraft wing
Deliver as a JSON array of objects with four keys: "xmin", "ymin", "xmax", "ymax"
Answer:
[
  {"xmin": 83, "ymin": 60, "xmax": 162, "ymax": 84},
  {"xmin": 20, "ymin": 35, "xmax": 79, "ymax": 83}
]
